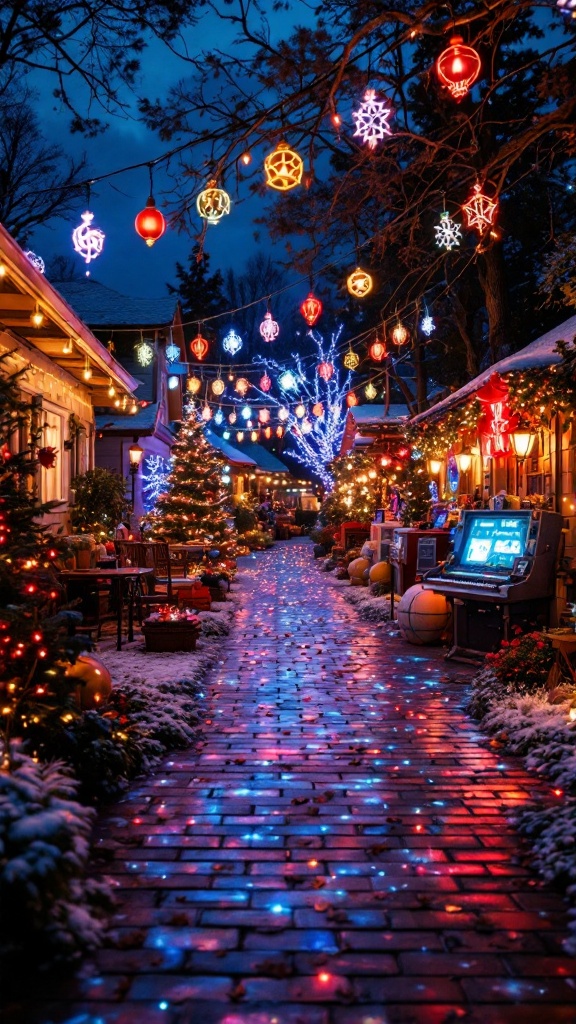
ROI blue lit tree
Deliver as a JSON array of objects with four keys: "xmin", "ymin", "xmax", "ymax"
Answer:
[{"xmin": 254, "ymin": 327, "xmax": 351, "ymax": 490}]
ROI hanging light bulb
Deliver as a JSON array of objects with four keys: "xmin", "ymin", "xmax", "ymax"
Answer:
[
  {"xmin": 279, "ymin": 369, "xmax": 298, "ymax": 391},
  {"xmin": 235, "ymin": 377, "xmax": 250, "ymax": 396},
  {"xmin": 300, "ymin": 292, "xmax": 322, "ymax": 326},
  {"xmin": 346, "ymin": 392, "xmax": 358, "ymax": 407},
  {"xmin": 436, "ymin": 36, "xmax": 481, "ymax": 101},
  {"xmin": 63, "ymin": 337, "xmax": 74, "ymax": 355},
  {"xmin": 222, "ymin": 329, "xmax": 243, "ymax": 355},
  {"xmin": 317, "ymin": 361, "xmax": 334, "ymax": 382},
  {"xmin": 250, "ymin": 430, "xmax": 258, "ymax": 442},
  {"xmin": 107, "ymin": 380, "xmax": 116, "ymax": 398},
  {"xmin": 343, "ymin": 348, "xmax": 360, "ymax": 370},
  {"xmin": 301, "ymin": 419, "xmax": 313, "ymax": 434},
  {"xmin": 196, "ymin": 180, "xmax": 231, "ymax": 225},
  {"xmin": 369, "ymin": 339, "xmax": 387, "ymax": 361},
  {"xmin": 30, "ymin": 306, "xmax": 44, "ymax": 328},
  {"xmin": 236, "ymin": 431, "xmax": 244, "ymax": 442},
  {"xmin": 211, "ymin": 377, "xmax": 225, "ymax": 396},
  {"xmin": 240, "ymin": 151, "xmax": 252, "ymax": 166},
  {"xmin": 258, "ymin": 408, "xmax": 270, "ymax": 424},
  {"xmin": 134, "ymin": 189, "xmax": 166, "ymax": 247},
  {"xmin": 391, "ymin": 321, "xmax": 410, "ymax": 346},
  {"xmin": 365, "ymin": 381, "xmax": 378, "ymax": 399},
  {"xmin": 190, "ymin": 331, "xmax": 210, "ymax": 361},
  {"xmin": 276, "ymin": 425, "xmax": 284, "ymax": 438},
  {"xmin": 82, "ymin": 358, "xmax": 92, "ymax": 381}
]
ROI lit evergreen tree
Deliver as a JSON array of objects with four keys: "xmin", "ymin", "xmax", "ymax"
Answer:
[
  {"xmin": 150, "ymin": 404, "xmax": 233, "ymax": 543},
  {"xmin": 320, "ymin": 451, "xmax": 381, "ymax": 527}
]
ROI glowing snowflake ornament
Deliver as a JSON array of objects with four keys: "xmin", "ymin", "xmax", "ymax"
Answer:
[
  {"xmin": 25, "ymin": 250, "xmax": 45, "ymax": 274},
  {"xmin": 72, "ymin": 210, "xmax": 105, "ymax": 264},
  {"xmin": 462, "ymin": 182, "xmax": 498, "ymax": 234},
  {"xmin": 434, "ymin": 210, "xmax": 462, "ymax": 250},
  {"xmin": 222, "ymin": 329, "xmax": 243, "ymax": 356},
  {"xmin": 279, "ymin": 370, "xmax": 298, "ymax": 392},
  {"xmin": 352, "ymin": 89, "xmax": 393, "ymax": 150},
  {"xmin": 420, "ymin": 314, "xmax": 436, "ymax": 337}
]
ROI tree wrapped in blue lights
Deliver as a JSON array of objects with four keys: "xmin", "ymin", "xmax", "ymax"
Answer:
[{"xmin": 254, "ymin": 327, "xmax": 351, "ymax": 490}]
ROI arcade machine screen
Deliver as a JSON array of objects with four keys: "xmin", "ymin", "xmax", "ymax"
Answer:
[{"xmin": 459, "ymin": 514, "xmax": 530, "ymax": 570}]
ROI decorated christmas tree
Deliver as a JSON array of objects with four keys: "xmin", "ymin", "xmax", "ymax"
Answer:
[
  {"xmin": 0, "ymin": 359, "xmax": 82, "ymax": 768},
  {"xmin": 320, "ymin": 451, "xmax": 381, "ymax": 527},
  {"xmin": 150, "ymin": 403, "xmax": 233, "ymax": 543}
]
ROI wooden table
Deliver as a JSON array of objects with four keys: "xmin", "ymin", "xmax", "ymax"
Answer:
[
  {"xmin": 169, "ymin": 544, "xmax": 208, "ymax": 577},
  {"xmin": 540, "ymin": 629, "xmax": 576, "ymax": 688},
  {"xmin": 58, "ymin": 567, "xmax": 153, "ymax": 650}
]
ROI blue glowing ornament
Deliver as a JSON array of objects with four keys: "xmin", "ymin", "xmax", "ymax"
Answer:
[
  {"xmin": 241, "ymin": 405, "xmax": 252, "ymax": 420},
  {"xmin": 279, "ymin": 369, "xmax": 298, "ymax": 391},
  {"xmin": 420, "ymin": 314, "xmax": 435, "ymax": 337},
  {"xmin": 223, "ymin": 430, "xmax": 231, "ymax": 439},
  {"xmin": 165, "ymin": 342, "xmax": 180, "ymax": 363},
  {"xmin": 214, "ymin": 409, "xmax": 224, "ymax": 425},
  {"xmin": 222, "ymin": 329, "xmax": 243, "ymax": 356}
]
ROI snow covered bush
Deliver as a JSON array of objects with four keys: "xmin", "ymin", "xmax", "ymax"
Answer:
[
  {"xmin": 0, "ymin": 752, "xmax": 111, "ymax": 961},
  {"xmin": 468, "ymin": 631, "xmax": 554, "ymax": 718}
]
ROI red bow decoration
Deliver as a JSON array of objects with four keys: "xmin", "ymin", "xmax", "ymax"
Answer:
[{"xmin": 37, "ymin": 446, "xmax": 58, "ymax": 469}]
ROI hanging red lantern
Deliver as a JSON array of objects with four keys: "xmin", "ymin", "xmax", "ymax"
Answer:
[
  {"xmin": 300, "ymin": 292, "xmax": 323, "ymax": 326},
  {"xmin": 369, "ymin": 340, "xmax": 387, "ymax": 362},
  {"xmin": 190, "ymin": 331, "xmax": 209, "ymax": 361},
  {"xmin": 134, "ymin": 196, "xmax": 166, "ymax": 247},
  {"xmin": 317, "ymin": 361, "xmax": 334, "ymax": 382},
  {"xmin": 436, "ymin": 36, "xmax": 481, "ymax": 102},
  {"xmin": 264, "ymin": 426, "xmax": 272, "ymax": 439},
  {"xmin": 346, "ymin": 392, "xmax": 358, "ymax": 407},
  {"xmin": 312, "ymin": 402, "xmax": 324, "ymax": 417},
  {"xmin": 260, "ymin": 373, "xmax": 272, "ymax": 392},
  {"xmin": 276, "ymin": 426, "xmax": 284, "ymax": 438},
  {"xmin": 37, "ymin": 447, "xmax": 58, "ymax": 469}
]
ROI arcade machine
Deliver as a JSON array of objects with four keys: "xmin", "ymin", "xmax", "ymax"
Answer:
[
  {"xmin": 388, "ymin": 508, "xmax": 453, "ymax": 613},
  {"xmin": 422, "ymin": 508, "xmax": 564, "ymax": 661}
]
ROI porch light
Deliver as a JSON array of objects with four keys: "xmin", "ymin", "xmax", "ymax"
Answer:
[{"xmin": 510, "ymin": 431, "xmax": 536, "ymax": 460}]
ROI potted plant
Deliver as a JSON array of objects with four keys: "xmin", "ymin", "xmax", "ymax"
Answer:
[
  {"xmin": 142, "ymin": 606, "xmax": 202, "ymax": 652},
  {"xmin": 70, "ymin": 467, "xmax": 128, "ymax": 540},
  {"xmin": 66, "ymin": 535, "xmax": 94, "ymax": 569}
]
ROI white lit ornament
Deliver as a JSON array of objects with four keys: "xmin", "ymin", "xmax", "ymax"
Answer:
[
  {"xmin": 278, "ymin": 407, "xmax": 289, "ymax": 421},
  {"xmin": 196, "ymin": 180, "xmax": 231, "ymax": 225},
  {"xmin": 167, "ymin": 375, "xmax": 179, "ymax": 390},
  {"xmin": 434, "ymin": 210, "xmax": 462, "ymax": 250},
  {"xmin": 295, "ymin": 403, "xmax": 306, "ymax": 419},
  {"xmin": 135, "ymin": 339, "xmax": 155, "ymax": 366},
  {"xmin": 352, "ymin": 89, "xmax": 393, "ymax": 150},
  {"xmin": 301, "ymin": 419, "xmax": 313, "ymax": 434},
  {"xmin": 420, "ymin": 314, "xmax": 435, "ymax": 337},
  {"xmin": 259, "ymin": 311, "xmax": 280, "ymax": 342},
  {"xmin": 279, "ymin": 369, "xmax": 298, "ymax": 391},
  {"xmin": 165, "ymin": 342, "xmax": 180, "ymax": 363},
  {"xmin": 241, "ymin": 405, "xmax": 252, "ymax": 420},
  {"xmin": 223, "ymin": 329, "xmax": 243, "ymax": 355},
  {"xmin": 201, "ymin": 404, "xmax": 212, "ymax": 421},
  {"xmin": 214, "ymin": 408, "xmax": 224, "ymax": 425},
  {"xmin": 364, "ymin": 381, "xmax": 378, "ymax": 400},
  {"xmin": 72, "ymin": 210, "xmax": 105, "ymax": 264},
  {"xmin": 211, "ymin": 378, "xmax": 225, "ymax": 396}
]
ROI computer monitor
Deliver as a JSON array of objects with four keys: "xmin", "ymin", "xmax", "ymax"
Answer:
[
  {"xmin": 433, "ymin": 509, "xmax": 449, "ymax": 529},
  {"xmin": 457, "ymin": 511, "xmax": 531, "ymax": 570}
]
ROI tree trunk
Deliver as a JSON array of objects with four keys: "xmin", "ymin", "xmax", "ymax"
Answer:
[
  {"xmin": 413, "ymin": 334, "xmax": 428, "ymax": 413},
  {"xmin": 450, "ymin": 290, "xmax": 479, "ymax": 378},
  {"xmin": 477, "ymin": 243, "xmax": 511, "ymax": 364}
]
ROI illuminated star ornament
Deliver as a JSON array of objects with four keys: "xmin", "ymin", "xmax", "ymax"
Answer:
[
  {"xmin": 72, "ymin": 210, "xmax": 105, "ymax": 265},
  {"xmin": 462, "ymin": 182, "xmax": 498, "ymax": 234},
  {"xmin": 222, "ymin": 329, "xmax": 243, "ymax": 356},
  {"xmin": 352, "ymin": 89, "xmax": 393, "ymax": 150},
  {"xmin": 434, "ymin": 210, "xmax": 462, "ymax": 250}
]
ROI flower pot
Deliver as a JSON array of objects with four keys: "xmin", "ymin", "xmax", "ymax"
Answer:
[
  {"xmin": 75, "ymin": 549, "xmax": 91, "ymax": 569},
  {"xmin": 142, "ymin": 618, "xmax": 201, "ymax": 652}
]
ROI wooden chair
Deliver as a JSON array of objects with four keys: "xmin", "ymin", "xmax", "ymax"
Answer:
[{"xmin": 136, "ymin": 541, "xmax": 193, "ymax": 614}]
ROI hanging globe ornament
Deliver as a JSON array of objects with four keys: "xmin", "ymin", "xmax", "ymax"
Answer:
[
  {"xmin": 278, "ymin": 407, "xmax": 290, "ymax": 421},
  {"xmin": 317, "ymin": 361, "xmax": 334, "ymax": 382},
  {"xmin": 365, "ymin": 381, "xmax": 378, "ymax": 400},
  {"xmin": 235, "ymin": 377, "xmax": 250, "ymax": 396},
  {"xmin": 72, "ymin": 210, "xmax": 105, "ymax": 265},
  {"xmin": 434, "ymin": 209, "xmax": 462, "ymax": 250},
  {"xmin": 201, "ymin": 404, "xmax": 212, "ymax": 421},
  {"xmin": 258, "ymin": 408, "xmax": 271, "ymax": 424},
  {"xmin": 369, "ymin": 339, "xmax": 387, "ymax": 362},
  {"xmin": 279, "ymin": 369, "xmax": 298, "ymax": 392},
  {"xmin": 211, "ymin": 377, "xmax": 225, "ymax": 396},
  {"xmin": 165, "ymin": 341, "xmax": 180, "ymax": 363},
  {"xmin": 295, "ymin": 403, "xmax": 306, "ymax": 419},
  {"xmin": 346, "ymin": 392, "xmax": 358, "ymax": 407},
  {"xmin": 259, "ymin": 310, "xmax": 280, "ymax": 342},
  {"xmin": 135, "ymin": 198, "xmax": 166, "ymax": 247},
  {"xmin": 346, "ymin": 266, "xmax": 373, "ymax": 298},
  {"xmin": 264, "ymin": 140, "xmax": 304, "ymax": 191},
  {"xmin": 312, "ymin": 402, "xmax": 324, "ymax": 417},
  {"xmin": 391, "ymin": 320, "xmax": 410, "ymax": 347},
  {"xmin": 343, "ymin": 348, "xmax": 360, "ymax": 371},
  {"xmin": 259, "ymin": 372, "xmax": 272, "ymax": 393},
  {"xmin": 250, "ymin": 430, "xmax": 258, "ymax": 442},
  {"xmin": 301, "ymin": 419, "xmax": 313, "ymax": 434},
  {"xmin": 352, "ymin": 89, "xmax": 393, "ymax": 150},
  {"xmin": 196, "ymin": 179, "xmax": 231, "ymax": 225},
  {"xmin": 187, "ymin": 375, "xmax": 202, "ymax": 394},
  {"xmin": 462, "ymin": 182, "xmax": 498, "ymax": 234},
  {"xmin": 222, "ymin": 328, "xmax": 243, "ymax": 355},
  {"xmin": 300, "ymin": 292, "xmax": 322, "ymax": 326},
  {"xmin": 135, "ymin": 338, "xmax": 155, "ymax": 366},
  {"xmin": 436, "ymin": 36, "xmax": 481, "ymax": 102},
  {"xmin": 190, "ymin": 330, "xmax": 210, "ymax": 361},
  {"xmin": 229, "ymin": 411, "xmax": 237, "ymax": 424}
]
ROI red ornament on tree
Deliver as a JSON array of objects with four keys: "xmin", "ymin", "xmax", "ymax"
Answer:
[
  {"xmin": 436, "ymin": 36, "xmax": 481, "ymax": 101},
  {"xmin": 190, "ymin": 332, "xmax": 210, "ymax": 361},
  {"xmin": 134, "ymin": 197, "xmax": 166, "ymax": 247},
  {"xmin": 369, "ymin": 340, "xmax": 387, "ymax": 362},
  {"xmin": 462, "ymin": 182, "xmax": 498, "ymax": 233},
  {"xmin": 37, "ymin": 447, "xmax": 58, "ymax": 469},
  {"xmin": 317, "ymin": 361, "xmax": 334, "ymax": 382},
  {"xmin": 300, "ymin": 292, "xmax": 323, "ymax": 326},
  {"xmin": 346, "ymin": 392, "xmax": 358, "ymax": 407},
  {"xmin": 259, "ymin": 373, "xmax": 272, "ymax": 393}
]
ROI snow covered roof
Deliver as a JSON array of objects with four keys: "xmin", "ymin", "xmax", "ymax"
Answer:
[
  {"xmin": 412, "ymin": 314, "xmax": 576, "ymax": 424},
  {"xmin": 54, "ymin": 279, "xmax": 177, "ymax": 328},
  {"xmin": 205, "ymin": 430, "xmax": 257, "ymax": 466},
  {"xmin": 239, "ymin": 443, "xmax": 292, "ymax": 474},
  {"xmin": 347, "ymin": 403, "xmax": 411, "ymax": 424}
]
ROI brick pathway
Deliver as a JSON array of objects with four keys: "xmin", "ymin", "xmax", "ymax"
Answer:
[{"xmin": 19, "ymin": 540, "xmax": 576, "ymax": 1023}]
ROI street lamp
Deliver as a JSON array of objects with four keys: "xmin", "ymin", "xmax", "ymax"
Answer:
[
  {"xmin": 128, "ymin": 441, "xmax": 144, "ymax": 511},
  {"xmin": 510, "ymin": 430, "xmax": 536, "ymax": 498}
]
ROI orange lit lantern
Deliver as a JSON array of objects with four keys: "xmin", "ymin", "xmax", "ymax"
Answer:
[
  {"xmin": 190, "ymin": 331, "xmax": 209, "ymax": 361},
  {"xmin": 264, "ymin": 426, "xmax": 272, "ymax": 439},
  {"xmin": 391, "ymin": 321, "xmax": 410, "ymax": 346},
  {"xmin": 312, "ymin": 402, "xmax": 324, "ymax": 417},
  {"xmin": 436, "ymin": 36, "xmax": 481, "ymax": 101},
  {"xmin": 187, "ymin": 375, "xmax": 202, "ymax": 394},
  {"xmin": 369, "ymin": 339, "xmax": 387, "ymax": 361},
  {"xmin": 135, "ymin": 196, "xmax": 166, "ymax": 247},
  {"xmin": 258, "ymin": 408, "xmax": 270, "ymax": 423},
  {"xmin": 343, "ymin": 348, "xmax": 360, "ymax": 370},
  {"xmin": 276, "ymin": 426, "xmax": 284, "ymax": 438},
  {"xmin": 295, "ymin": 403, "xmax": 306, "ymax": 419},
  {"xmin": 235, "ymin": 377, "xmax": 250, "ymax": 396},
  {"xmin": 264, "ymin": 140, "xmax": 304, "ymax": 191},
  {"xmin": 260, "ymin": 373, "xmax": 272, "ymax": 392},
  {"xmin": 259, "ymin": 311, "xmax": 280, "ymax": 342},
  {"xmin": 196, "ymin": 180, "xmax": 231, "ymax": 225},
  {"xmin": 346, "ymin": 392, "xmax": 358, "ymax": 407},
  {"xmin": 317, "ymin": 361, "xmax": 334, "ymax": 382},
  {"xmin": 211, "ymin": 377, "xmax": 225, "ymax": 396},
  {"xmin": 250, "ymin": 430, "xmax": 258, "ymax": 442},
  {"xmin": 346, "ymin": 266, "xmax": 373, "ymax": 298},
  {"xmin": 300, "ymin": 292, "xmax": 322, "ymax": 326}
]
